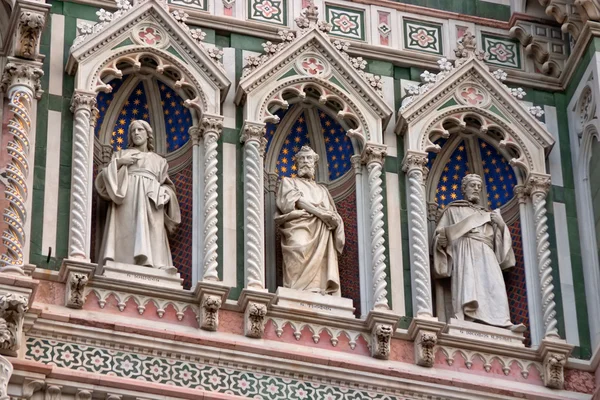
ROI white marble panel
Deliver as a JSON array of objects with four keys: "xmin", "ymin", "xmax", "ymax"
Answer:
[
  {"xmin": 386, "ymin": 171, "xmax": 404, "ymax": 315},
  {"xmin": 49, "ymin": 14, "xmax": 65, "ymax": 96},
  {"xmin": 382, "ymin": 75, "xmax": 397, "ymax": 157},
  {"xmin": 544, "ymin": 105, "xmax": 564, "ymax": 186},
  {"xmin": 222, "ymin": 142, "xmax": 237, "ymax": 287},
  {"xmin": 223, "ymin": 48, "xmax": 236, "ymax": 129},
  {"xmin": 41, "ymin": 110, "xmax": 62, "ymax": 254},
  {"xmin": 553, "ymin": 202, "xmax": 580, "ymax": 346}
]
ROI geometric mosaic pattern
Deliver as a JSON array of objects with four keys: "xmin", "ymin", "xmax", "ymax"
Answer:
[
  {"xmin": 326, "ymin": 5, "xmax": 365, "ymax": 41},
  {"xmin": 403, "ymin": 19, "xmax": 443, "ymax": 55},
  {"xmin": 248, "ymin": 0, "xmax": 286, "ymax": 25},
  {"xmin": 434, "ymin": 141, "xmax": 470, "ymax": 209},
  {"xmin": 26, "ymin": 338, "xmax": 401, "ymax": 399},
  {"xmin": 479, "ymin": 139, "xmax": 517, "ymax": 209},
  {"xmin": 319, "ymin": 111, "xmax": 352, "ymax": 181},
  {"xmin": 482, "ymin": 34, "xmax": 521, "ymax": 69},
  {"xmin": 159, "ymin": 82, "xmax": 192, "ymax": 152},
  {"xmin": 505, "ymin": 219, "xmax": 531, "ymax": 346},
  {"xmin": 168, "ymin": 0, "xmax": 206, "ymax": 11}
]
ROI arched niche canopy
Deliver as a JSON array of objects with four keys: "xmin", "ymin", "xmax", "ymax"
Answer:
[{"xmin": 233, "ymin": 14, "xmax": 398, "ymax": 329}]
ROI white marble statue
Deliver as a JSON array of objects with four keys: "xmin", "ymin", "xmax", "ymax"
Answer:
[
  {"xmin": 95, "ymin": 120, "xmax": 181, "ymax": 270},
  {"xmin": 433, "ymin": 174, "xmax": 525, "ymax": 331},
  {"xmin": 275, "ymin": 146, "xmax": 345, "ymax": 295}
]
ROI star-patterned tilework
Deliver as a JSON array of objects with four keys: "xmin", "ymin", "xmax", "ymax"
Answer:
[
  {"xmin": 95, "ymin": 78, "xmax": 126, "ymax": 137},
  {"xmin": 265, "ymin": 108, "xmax": 289, "ymax": 154},
  {"xmin": 159, "ymin": 82, "xmax": 192, "ymax": 152},
  {"xmin": 479, "ymin": 139, "xmax": 517, "ymax": 209},
  {"xmin": 110, "ymin": 81, "xmax": 151, "ymax": 151},
  {"xmin": 319, "ymin": 111, "xmax": 352, "ymax": 181},
  {"xmin": 275, "ymin": 111, "xmax": 312, "ymax": 178},
  {"xmin": 434, "ymin": 141, "xmax": 470, "ymax": 209}
]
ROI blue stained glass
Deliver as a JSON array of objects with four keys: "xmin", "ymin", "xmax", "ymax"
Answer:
[
  {"xmin": 275, "ymin": 111, "xmax": 312, "ymax": 178},
  {"xmin": 435, "ymin": 141, "xmax": 470, "ymax": 209},
  {"xmin": 479, "ymin": 139, "xmax": 517, "ymax": 209},
  {"xmin": 265, "ymin": 108, "xmax": 289, "ymax": 154},
  {"xmin": 159, "ymin": 82, "xmax": 192, "ymax": 152},
  {"xmin": 95, "ymin": 77, "xmax": 126, "ymax": 137},
  {"xmin": 109, "ymin": 81, "xmax": 151, "ymax": 151},
  {"xmin": 318, "ymin": 111, "xmax": 352, "ymax": 181}
]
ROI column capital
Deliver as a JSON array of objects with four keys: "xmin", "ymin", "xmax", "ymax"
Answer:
[
  {"xmin": 0, "ymin": 59, "xmax": 44, "ymax": 98},
  {"xmin": 401, "ymin": 150, "xmax": 428, "ymax": 173},
  {"xmin": 189, "ymin": 126, "xmax": 201, "ymax": 146},
  {"xmin": 240, "ymin": 120, "xmax": 266, "ymax": 143},
  {"xmin": 70, "ymin": 90, "xmax": 97, "ymax": 113},
  {"xmin": 200, "ymin": 114, "xmax": 224, "ymax": 137},
  {"xmin": 526, "ymin": 173, "xmax": 551, "ymax": 196},
  {"xmin": 350, "ymin": 154, "xmax": 362, "ymax": 175},
  {"xmin": 514, "ymin": 184, "xmax": 528, "ymax": 204},
  {"xmin": 361, "ymin": 143, "xmax": 387, "ymax": 166}
]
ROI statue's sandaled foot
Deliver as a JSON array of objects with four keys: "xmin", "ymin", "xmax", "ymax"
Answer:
[{"xmin": 509, "ymin": 323, "xmax": 526, "ymax": 333}]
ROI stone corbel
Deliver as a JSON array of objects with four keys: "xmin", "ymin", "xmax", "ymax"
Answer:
[
  {"xmin": 9, "ymin": 1, "xmax": 50, "ymax": 61},
  {"xmin": 407, "ymin": 317, "xmax": 445, "ymax": 367},
  {"xmin": 21, "ymin": 378, "xmax": 45, "ymax": 400},
  {"xmin": 0, "ymin": 285, "xmax": 31, "ymax": 356},
  {"xmin": 537, "ymin": 338, "xmax": 573, "ymax": 389},
  {"xmin": 44, "ymin": 385, "xmax": 61, "ymax": 400},
  {"xmin": 193, "ymin": 281, "xmax": 230, "ymax": 331},
  {"xmin": 0, "ymin": 355, "xmax": 12, "ymax": 400},
  {"xmin": 75, "ymin": 389, "xmax": 92, "ymax": 400},
  {"xmin": 237, "ymin": 289, "xmax": 274, "ymax": 338},
  {"xmin": 365, "ymin": 310, "xmax": 399, "ymax": 359},
  {"xmin": 59, "ymin": 259, "xmax": 96, "ymax": 309}
]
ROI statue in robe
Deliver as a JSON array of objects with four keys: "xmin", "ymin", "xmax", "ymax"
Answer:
[
  {"xmin": 275, "ymin": 146, "xmax": 345, "ymax": 295},
  {"xmin": 95, "ymin": 120, "xmax": 181, "ymax": 270},
  {"xmin": 433, "ymin": 174, "xmax": 525, "ymax": 331}
]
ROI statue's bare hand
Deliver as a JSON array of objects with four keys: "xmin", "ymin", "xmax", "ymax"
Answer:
[
  {"xmin": 321, "ymin": 211, "xmax": 339, "ymax": 230},
  {"xmin": 436, "ymin": 229, "xmax": 448, "ymax": 249},
  {"xmin": 490, "ymin": 212, "xmax": 505, "ymax": 230},
  {"xmin": 117, "ymin": 154, "xmax": 140, "ymax": 167}
]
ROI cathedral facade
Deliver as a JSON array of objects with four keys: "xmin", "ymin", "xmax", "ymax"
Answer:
[{"xmin": 0, "ymin": 0, "xmax": 598, "ymax": 398}]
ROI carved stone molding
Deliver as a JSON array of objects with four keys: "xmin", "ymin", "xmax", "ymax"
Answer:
[
  {"xmin": 401, "ymin": 151, "xmax": 428, "ymax": 173},
  {"xmin": 193, "ymin": 281, "xmax": 229, "ymax": 331},
  {"xmin": 408, "ymin": 317, "xmax": 445, "ymax": 368},
  {"xmin": 0, "ymin": 293, "xmax": 28, "ymax": 355},
  {"xmin": 21, "ymin": 378, "xmax": 44, "ymax": 400},
  {"xmin": 0, "ymin": 355, "xmax": 11, "ymax": 400},
  {"xmin": 238, "ymin": 289, "xmax": 274, "ymax": 339},
  {"xmin": 75, "ymin": 390, "xmax": 92, "ymax": 400}
]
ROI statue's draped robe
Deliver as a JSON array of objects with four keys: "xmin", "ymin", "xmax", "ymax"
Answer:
[
  {"xmin": 276, "ymin": 177, "xmax": 345, "ymax": 295},
  {"xmin": 433, "ymin": 201, "xmax": 515, "ymax": 327},
  {"xmin": 96, "ymin": 149, "xmax": 181, "ymax": 269}
]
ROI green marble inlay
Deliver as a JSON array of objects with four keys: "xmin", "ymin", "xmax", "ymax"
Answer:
[
  {"xmin": 489, "ymin": 104, "xmax": 508, "ymax": 120},
  {"xmin": 112, "ymin": 38, "xmax": 134, "ymax": 50},
  {"xmin": 437, "ymin": 98, "xmax": 457, "ymax": 111},
  {"xmin": 277, "ymin": 68, "xmax": 297, "ymax": 81},
  {"xmin": 329, "ymin": 75, "xmax": 346, "ymax": 91}
]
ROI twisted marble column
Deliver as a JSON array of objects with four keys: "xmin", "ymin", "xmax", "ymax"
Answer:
[
  {"xmin": 0, "ymin": 355, "xmax": 11, "ymax": 400},
  {"xmin": 527, "ymin": 174, "xmax": 560, "ymax": 338},
  {"xmin": 361, "ymin": 144, "xmax": 389, "ymax": 310},
  {"xmin": 0, "ymin": 62, "xmax": 43, "ymax": 273},
  {"xmin": 200, "ymin": 115, "xmax": 223, "ymax": 281},
  {"xmin": 241, "ymin": 122, "xmax": 267, "ymax": 289},
  {"xmin": 402, "ymin": 151, "xmax": 432, "ymax": 317},
  {"xmin": 68, "ymin": 91, "xmax": 97, "ymax": 260}
]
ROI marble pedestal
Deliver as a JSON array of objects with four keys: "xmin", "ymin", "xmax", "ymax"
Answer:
[
  {"xmin": 444, "ymin": 318, "xmax": 525, "ymax": 347},
  {"xmin": 274, "ymin": 287, "xmax": 355, "ymax": 317},
  {"xmin": 102, "ymin": 261, "xmax": 183, "ymax": 289}
]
